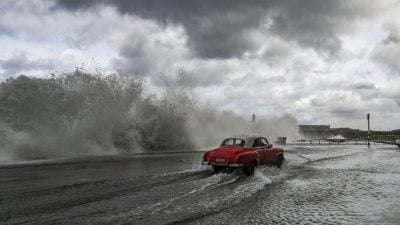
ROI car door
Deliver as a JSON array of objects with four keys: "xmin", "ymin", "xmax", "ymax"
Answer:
[
  {"xmin": 252, "ymin": 138, "xmax": 265, "ymax": 164},
  {"xmin": 261, "ymin": 138, "xmax": 274, "ymax": 164}
]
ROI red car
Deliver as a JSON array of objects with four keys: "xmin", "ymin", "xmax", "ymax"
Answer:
[{"xmin": 202, "ymin": 135, "xmax": 284, "ymax": 175}]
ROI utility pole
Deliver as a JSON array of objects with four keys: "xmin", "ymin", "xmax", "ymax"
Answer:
[{"xmin": 367, "ymin": 113, "xmax": 370, "ymax": 148}]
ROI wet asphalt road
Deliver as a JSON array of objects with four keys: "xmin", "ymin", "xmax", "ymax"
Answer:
[{"xmin": 1, "ymin": 145, "xmax": 400, "ymax": 225}]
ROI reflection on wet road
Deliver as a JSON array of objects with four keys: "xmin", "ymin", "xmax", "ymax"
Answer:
[{"xmin": 1, "ymin": 145, "xmax": 400, "ymax": 224}]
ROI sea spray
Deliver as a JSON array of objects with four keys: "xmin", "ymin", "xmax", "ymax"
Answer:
[
  {"xmin": 167, "ymin": 71, "xmax": 300, "ymax": 148},
  {"xmin": 0, "ymin": 71, "xmax": 299, "ymax": 161},
  {"xmin": 187, "ymin": 106, "xmax": 300, "ymax": 148},
  {"xmin": 0, "ymin": 72, "xmax": 191, "ymax": 160}
]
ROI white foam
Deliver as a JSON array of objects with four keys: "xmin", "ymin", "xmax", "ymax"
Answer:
[{"xmin": 233, "ymin": 171, "xmax": 272, "ymax": 195}]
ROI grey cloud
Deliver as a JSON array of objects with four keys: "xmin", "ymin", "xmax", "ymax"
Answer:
[
  {"xmin": 350, "ymin": 82, "xmax": 376, "ymax": 90},
  {"xmin": 271, "ymin": 12, "xmax": 341, "ymax": 56},
  {"xmin": 54, "ymin": 0, "xmax": 271, "ymax": 58},
  {"xmin": 383, "ymin": 27, "xmax": 400, "ymax": 44},
  {"xmin": 262, "ymin": 40, "xmax": 293, "ymax": 64},
  {"xmin": 331, "ymin": 108, "xmax": 359, "ymax": 116},
  {"xmin": 0, "ymin": 0, "xmax": 54, "ymax": 37},
  {"xmin": 383, "ymin": 33, "xmax": 400, "ymax": 44},
  {"xmin": 373, "ymin": 27, "xmax": 400, "ymax": 74},
  {"xmin": 54, "ymin": 0, "xmax": 373, "ymax": 59},
  {"xmin": 0, "ymin": 52, "xmax": 55, "ymax": 77},
  {"xmin": 266, "ymin": 76, "xmax": 286, "ymax": 83},
  {"xmin": 111, "ymin": 39, "xmax": 152, "ymax": 76},
  {"xmin": 267, "ymin": 0, "xmax": 371, "ymax": 56},
  {"xmin": 0, "ymin": 27, "xmax": 16, "ymax": 37},
  {"xmin": 109, "ymin": 27, "xmax": 190, "ymax": 78},
  {"xmin": 373, "ymin": 45, "xmax": 400, "ymax": 74},
  {"xmin": 65, "ymin": 27, "xmax": 102, "ymax": 50}
]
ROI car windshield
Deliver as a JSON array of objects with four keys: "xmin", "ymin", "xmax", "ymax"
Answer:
[{"xmin": 220, "ymin": 138, "xmax": 245, "ymax": 147}]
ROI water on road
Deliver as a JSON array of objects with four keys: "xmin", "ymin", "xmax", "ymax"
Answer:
[{"xmin": 1, "ymin": 145, "xmax": 400, "ymax": 225}]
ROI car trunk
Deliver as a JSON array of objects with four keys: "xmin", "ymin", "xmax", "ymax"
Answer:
[{"xmin": 209, "ymin": 147, "xmax": 249, "ymax": 163}]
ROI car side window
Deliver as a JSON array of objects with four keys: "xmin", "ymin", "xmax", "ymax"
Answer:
[
  {"xmin": 235, "ymin": 139, "xmax": 245, "ymax": 147},
  {"xmin": 221, "ymin": 139, "xmax": 234, "ymax": 146},
  {"xmin": 253, "ymin": 138, "xmax": 261, "ymax": 147},
  {"xmin": 260, "ymin": 138, "xmax": 270, "ymax": 147},
  {"xmin": 221, "ymin": 138, "xmax": 245, "ymax": 147}
]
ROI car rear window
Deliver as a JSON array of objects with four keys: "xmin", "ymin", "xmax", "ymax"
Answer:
[{"xmin": 221, "ymin": 138, "xmax": 245, "ymax": 147}]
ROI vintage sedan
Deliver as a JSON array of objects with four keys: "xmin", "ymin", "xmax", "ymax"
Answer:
[{"xmin": 202, "ymin": 135, "xmax": 284, "ymax": 175}]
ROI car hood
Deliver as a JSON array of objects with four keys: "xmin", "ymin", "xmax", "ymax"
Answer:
[{"xmin": 208, "ymin": 147, "xmax": 249, "ymax": 159}]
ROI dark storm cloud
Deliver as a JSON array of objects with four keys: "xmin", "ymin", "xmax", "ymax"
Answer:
[
  {"xmin": 54, "ymin": 0, "xmax": 372, "ymax": 59},
  {"xmin": 269, "ymin": 1, "xmax": 343, "ymax": 56},
  {"xmin": 0, "ymin": 52, "xmax": 55, "ymax": 77}
]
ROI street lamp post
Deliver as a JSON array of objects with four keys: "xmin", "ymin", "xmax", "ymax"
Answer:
[{"xmin": 367, "ymin": 113, "xmax": 370, "ymax": 148}]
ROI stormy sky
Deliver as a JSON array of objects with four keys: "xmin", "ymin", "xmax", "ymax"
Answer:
[{"xmin": 1, "ymin": 0, "xmax": 400, "ymax": 130}]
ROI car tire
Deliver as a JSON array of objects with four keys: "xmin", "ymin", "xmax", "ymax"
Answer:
[
  {"xmin": 276, "ymin": 155, "xmax": 284, "ymax": 169},
  {"xmin": 213, "ymin": 166, "xmax": 222, "ymax": 173},
  {"xmin": 243, "ymin": 161, "xmax": 255, "ymax": 176}
]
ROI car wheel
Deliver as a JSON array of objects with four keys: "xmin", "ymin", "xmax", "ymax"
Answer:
[
  {"xmin": 243, "ymin": 161, "xmax": 255, "ymax": 176},
  {"xmin": 213, "ymin": 165, "xmax": 222, "ymax": 173},
  {"xmin": 276, "ymin": 155, "xmax": 284, "ymax": 169}
]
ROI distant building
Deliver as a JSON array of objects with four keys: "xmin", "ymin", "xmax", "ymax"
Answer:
[{"xmin": 299, "ymin": 124, "xmax": 331, "ymax": 139}]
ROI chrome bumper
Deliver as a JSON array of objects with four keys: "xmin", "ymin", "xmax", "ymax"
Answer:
[{"xmin": 202, "ymin": 161, "xmax": 244, "ymax": 167}]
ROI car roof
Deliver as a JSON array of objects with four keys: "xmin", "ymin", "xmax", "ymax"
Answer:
[
  {"xmin": 229, "ymin": 134, "xmax": 263, "ymax": 139},
  {"xmin": 224, "ymin": 134, "xmax": 267, "ymax": 148}
]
